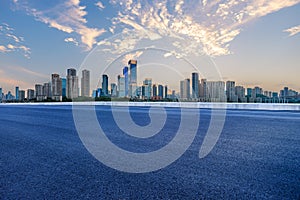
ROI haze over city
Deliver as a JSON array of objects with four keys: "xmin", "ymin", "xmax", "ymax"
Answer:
[{"xmin": 0, "ymin": 0, "xmax": 300, "ymax": 93}]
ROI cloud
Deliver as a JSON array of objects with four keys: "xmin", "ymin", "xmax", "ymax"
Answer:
[
  {"xmin": 64, "ymin": 37, "xmax": 79, "ymax": 46},
  {"xmin": 0, "ymin": 45, "xmax": 8, "ymax": 52},
  {"xmin": 109, "ymin": 0, "xmax": 300, "ymax": 56},
  {"xmin": 95, "ymin": 1, "xmax": 105, "ymax": 10},
  {"xmin": 0, "ymin": 23, "xmax": 31, "ymax": 58},
  {"xmin": 122, "ymin": 51, "xmax": 143, "ymax": 65},
  {"xmin": 13, "ymin": 0, "xmax": 106, "ymax": 50},
  {"xmin": 284, "ymin": 25, "xmax": 300, "ymax": 36}
]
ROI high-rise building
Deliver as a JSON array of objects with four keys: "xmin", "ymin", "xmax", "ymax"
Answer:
[
  {"xmin": 27, "ymin": 89, "xmax": 35, "ymax": 100},
  {"xmin": 35, "ymin": 84, "xmax": 43, "ymax": 101},
  {"xmin": 0, "ymin": 88, "xmax": 2, "ymax": 102},
  {"xmin": 67, "ymin": 68, "xmax": 79, "ymax": 99},
  {"xmin": 164, "ymin": 85, "xmax": 168, "ymax": 99},
  {"xmin": 43, "ymin": 82, "xmax": 51, "ymax": 99},
  {"xmin": 128, "ymin": 60, "xmax": 137, "ymax": 97},
  {"xmin": 158, "ymin": 85, "xmax": 164, "ymax": 99},
  {"xmin": 153, "ymin": 84, "xmax": 157, "ymax": 97},
  {"xmin": 123, "ymin": 66, "xmax": 129, "ymax": 97},
  {"xmin": 81, "ymin": 70, "xmax": 90, "ymax": 97},
  {"xmin": 15, "ymin": 86, "xmax": 19, "ymax": 101},
  {"xmin": 62, "ymin": 78, "xmax": 66, "ymax": 98},
  {"xmin": 206, "ymin": 81, "xmax": 226, "ymax": 102},
  {"xmin": 142, "ymin": 78, "xmax": 152, "ymax": 99},
  {"xmin": 111, "ymin": 83, "xmax": 117, "ymax": 97},
  {"xmin": 235, "ymin": 86, "xmax": 246, "ymax": 102},
  {"xmin": 199, "ymin": 79, "xmax": 207, "ymax": 100},
  {"xmin": 19, "ymin": 90, "xmax": 25, "ymax": 101},
  {"xmin": 52, "ymin": 74, "xmax": 62, "ymax": 101},
  {"xmin": 102, "ymin": 74, "xmax": 109, "ymax": 96},
  {"xmin": 117, "ymin": 75, "xmax": 125, "ymax": 97},
  {"xmin": 226, "ymin": 81, "xmax": 238, "ymax": 102},
  {"xmin": 283, "ymin": 87, "xmax": 289, "ymax": 97},
  {"xmin": 192, "ymin": 72, "xmax": 199, "ymax": 99},
  {"xmin": 180, "ymin": 78, "xmax": 190, "ymax": 100}
]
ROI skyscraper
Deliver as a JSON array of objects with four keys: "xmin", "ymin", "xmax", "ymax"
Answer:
[
  {"xmin": 199, "ymin": 79, "xmax": 207, "ymax": 100},
  {"xmin": 111, "ymin": 83, "xmax": 117, "ymax": 97},
  {"xmin": 102, "ymin": 74, "xmax": 109, "ymax": 96},
  {"xmin": 117, "ymin": 75, "xmax": 125, "ymax": 97},
  {"xmin": 27, "ymin": 89, "xmax": 35, "ymax": 101},
  {"xmin": 158, "ymin": 85, "xmax": 164, "ymax": 99},
  {"xmin": 43, "ymin": 82, "xmax": 51, "ymax": 99},
  {"xmin": 0, "ymin": 88, "xmax": 2, "ymax": 102},
  {"xmin": 62, "ymin": 78, "xmax": 66, "ymax": 98},
  {"xmin": 123, "ymin": 66, "xmax": 129, "ymax": 97},
  {"xmin": 128, "ymin": 60, "xmax": 137, "ymax": 97},
  {"xmin": 19, "ymin": 90, "xmax": 25, "ymax": 101},
  {"xmin": 153, "ymin": 84, "xmax": 157, "ymax": 97},
  {"xmin": 206, "ymin": 81, "xmax": 226, "ymax": 102},
  {"xmin": 35, "ymin": 84, "xmax": 43, "ymax": 101},
  {"xmin": 180, "ymin": 79, "xmax": 190, "ymax": 100},
  {"xmin": 67, "ymin": 68, "xmax": 79, "ymax": 99},
  {"xmin": 226, "ymin": 81, "xmax": 238, "ymax": 102},
  {"xmin": 15, "ymin": 86, "xmax": 19, "ymax": 101},
  {"xmin": 192, "ymin": 72, "xmax": 199, "ymax": 99},
  {"xmin": 51, "ymin": 74, "xmax": 62, "ymax": 101},
  {"xmin": 81, "ymin": 70, "xmax": 90, "ymax": 97},
  {"xmin": 164, "ymin": 85, "xmax": 168, "ymax": 99}
]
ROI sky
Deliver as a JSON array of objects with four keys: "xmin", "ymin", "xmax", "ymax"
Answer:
[{"xmin": 0, "ymin": 0, "xmax": 299, "ymax": 94}]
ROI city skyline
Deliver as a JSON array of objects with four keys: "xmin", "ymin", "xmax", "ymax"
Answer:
[
  {"xmin": 0, "ymin": 59, "xmax": 299, "ymax": 103},
  {"xmin": 0, "ymin": 1, "xmax": 299, "ymax": 93}
]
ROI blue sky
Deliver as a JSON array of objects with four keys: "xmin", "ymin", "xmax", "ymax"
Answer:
[{"xmin": 0, "ymin": 0, "xmax": 299, "ymax": 93}]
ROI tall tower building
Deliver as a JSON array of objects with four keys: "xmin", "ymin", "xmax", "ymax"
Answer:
[
  {"xmin": 180, "ymin": 79, "xmax": 190, "ymax": 100},
  {"xmin": 158, "ymin": 85, "xmax": 164, "ymax": 99},
  {"xmin": 226, "ymin": 81, "xmax": 238, "ymax": 102},
  {"xmin": 62, "ymin": 78, "xmax": 66, "ymax": 98},
  {"xmin": 15, "ymin": 86, "xmax": 19, "ymax": 101},
  {"xmin": 192, "ymin": 72, "xmax": 199, "ymax": 99},
  {"xmin": 117, "ymin": 75, "xmax": 125, "ymax": 97},
  {"xmin": 0, "ymin": 87, "xmax": 2, "ymax": 102},
  {"xmin": 51, "ymin": 74, "xmax": 62, "ymax": 101},
  {"xmin": 102, "ymin": 74, "xmax": 109, "ymax": 96},
  {"xmin": 164, "ymin": 85, "xmax": 168, "ymax": 99},
  {"xmin": 199, "ymin": 79, "xmax": 207, "ymax": 100},
  {"xmin": 153, "ymin": 84, "xmax": 157, "ymax": 97},
  {"xmin": 67, "ymin": 68, "xmax": 79, "ymax": 99},
  {"xmin": 128, "ymin": 60, "xmax": 137, "ymax": 97},
  {"xmin": 27, "ymin": 89, "xmax": 35, "ymax": 101},
  {"xmin": 81, "ymin": 70, "xmax": 90, "ymax": 97},
  {"xmin": 111, "ymin": 83, "xmax": 117, "ymax": 97},
  {"xmin": 35, "ymin": 84, "xmax": 43, "ymax": 101},
  {"xmin": 123, "ymin": 66, "xmax": 129, "ymax": 97}
]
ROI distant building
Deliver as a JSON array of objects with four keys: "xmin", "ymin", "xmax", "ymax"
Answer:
[
  {"xmin": 164, "ymin": 85, "xmax": 168, "ymax": 99},
  {"xmin": 35, "ymin": 84, "xmax": 43, "ymax": 101},
  {"xmin": 206, "ymin": 81, "xmax": 226, "ymax": 102},
  {"xmin": 111, "ymin": 83, "xmax": 117, "ymax": 97},
  {"xmin": 158, "ymin": 84, "xmax": 164, "ymax": 99},
  {"xmin": 27, "ymin": 89, "xmax": 35, "ymax": 100},
  {"xmin": 102, "ymin": 74, "xmax": 109, "ymax": 96},
  {"xmin": 192, "ymin": 72, "xmax": 199, "ymax": 99},
  {"xmin": 19, "ymin": 90, "xmax": 25, "ymax": 101},
  {"xmin": 81, "ymin": 70, "xmax": 90, "ymax": 97},
  {"xmin": 142, "ymin": 78, "xmax": 152, "ymax": 99},
  {"xmin": 235, "ymin": 86, "xmax": 246, "ymax": 102},
  {"xmin": 199, "ymin": 79, "xmax": 207, "ymax": 101},
  {"xmin": 128, "ymin": 60, "xmax": 137, "ymax": 97},
  {"xmin": 0, "ymin": 88, "xmax": 2, "ymax": 102},
  {"xmin": 153, "ymin": 84, "xmax": 157, "ymax": 97},
  {"xmin": 123, "ymin": 66, "xmax": 129, "ymax": 97},
  {"xmin": 66, "ymin": 68, "xmax": 79, "ymax": 99},
  {"xmin": 51, "ymin": 74, "xmax": 62, "ymax": 101},
  {"xmin": 180, "ymin": 78, "xmax": 190, "ymax": 100},
  {"xmin": 226, "ymin": 81, "xmax": 238, "ymax": 102},
  {"xmin": 43, "ymin": 82, "xmax": 51, "ymax": 99},
  {"xmin": 117, "ymin": 75, "xmax": 125, "ymax": 97},
  {"xmin": 62, "ymin": 78, "xmax": 66, "ymax": 98},
  {"xmin": 15, "ymin": 86, "xmax": 19, "ymax": 101}
]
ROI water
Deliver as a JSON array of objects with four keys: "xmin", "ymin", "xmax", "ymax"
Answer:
[{"xmin": 0, "ymin": 105, "xmax": 299, "ymax": 199}]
